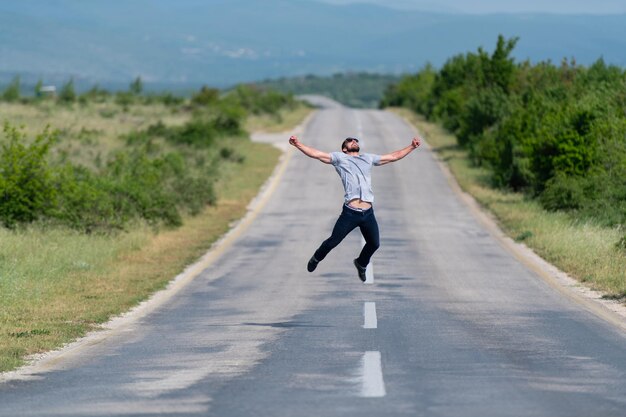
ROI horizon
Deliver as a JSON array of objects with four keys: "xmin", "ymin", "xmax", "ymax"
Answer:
[
  {"xmin": 316, "ymin": 0, "xmax": 626, "ymax": 14},
  {"xmin": 1, "ymin": 0, "xmax": 625, "ymax": 88}
]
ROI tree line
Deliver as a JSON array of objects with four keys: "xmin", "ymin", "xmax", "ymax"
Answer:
[{"xmin": 381, "ymin": 35, "xmax": 626, "ymax": 228}]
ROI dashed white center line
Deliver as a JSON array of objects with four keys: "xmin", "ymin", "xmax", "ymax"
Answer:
[
  {"xmin": 351, "ymin": 132, "xmax": 385, "ymax": 398},
  {"xmin": 363, "ymin": 302, "xmax": 377, "ymax": 329},
  {"xmin": 360, "ymin": 351, "xmax": 386, "ymax": 397}
]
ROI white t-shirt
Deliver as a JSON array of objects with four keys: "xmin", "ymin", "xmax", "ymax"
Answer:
[{"xmin": 330, "ymin": 152, "xmax": 382, "ymax": 203}]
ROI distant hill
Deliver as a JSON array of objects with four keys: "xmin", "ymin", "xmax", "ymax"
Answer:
[{"xmin": 0, "ymin": 0, "xmax": 625, "ymax": 89}]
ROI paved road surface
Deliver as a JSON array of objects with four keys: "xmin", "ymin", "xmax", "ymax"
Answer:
[{"xmin": 1, "ymin": 98, "xmax": 625, "ymax": 416}]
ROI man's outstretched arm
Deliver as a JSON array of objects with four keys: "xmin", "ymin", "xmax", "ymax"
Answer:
[
  {"xmin": 377, "ymin": 136, "xmax": 421, "ymax": 166},
  {"xmin": 289, "ymin": 135, "xmax": 332, "ymax": 164}
]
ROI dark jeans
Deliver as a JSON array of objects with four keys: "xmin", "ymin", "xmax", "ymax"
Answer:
[{"xmin": 314, "ymin": 204, "xmax": 380, "ymax": 267}]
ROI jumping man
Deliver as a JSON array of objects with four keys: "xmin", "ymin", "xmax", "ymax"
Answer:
[{"xmin": 288, "ymin": 134, "xmax": 421, "ymax": 282}]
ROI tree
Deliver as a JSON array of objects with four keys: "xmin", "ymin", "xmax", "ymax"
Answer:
[
  {"xmin": 34, "ymin": 79, "xmax": 43, "ymax": 98},
  {"xmin": 483, "ymin": 35, "xmax": 519, "ymax": 92},
  {"xmin": 129, "ymin": 76, "xmax": 143, "ymax": 95},
  {"xmin": 59, "ymin": 78, "xmax": 77, "ymax": 103},
  {"xmin": 2, "ymin": 76, "xmax": 20, "ymax": 102}
]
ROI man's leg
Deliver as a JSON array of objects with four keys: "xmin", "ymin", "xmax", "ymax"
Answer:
[
  {"xmin": 355, "ymin": 209, "xmax": 380, "ymax": 268},
  {"xmin": 312, "ymin": 207, "xmax": 359, "ymax": 264}
]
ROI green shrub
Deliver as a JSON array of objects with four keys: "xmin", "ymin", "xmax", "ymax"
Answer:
[
  {"xmin": 0, "ymin": 83, "xmax": 295, "ymax": 232},
  {"xmin": 539, "ymin": 173, "xmax": 586, "ymax": 211},
  {"xmin": 0, "ymin": 124, "xmax": 57, "ymax": 227},
  {"xmin": 382, "ymin": 35, "xmax": 626, "ymax": 227},
  {"xmin": 104, "ymin": 151, "xmax": 182, "ymax": 227},
  {"xmin": 191, "ymin": 86, "xmax": 220, "ymax": 106},
  {"xmin": 2, "ymin": 76, "xmax": 20, "ymax": 102},
  {"xmin": 225, "ymin": 84, "xmax": 295, "ymax": 116},
  {"xmin": 166, "ymin": 119, "xmax": 217, "ymax": 147},
  {"xmin": 59, "ymin": 78, "xmax": 76, "ymax": 103},
  {"xmin": 49, "ymin": 149, "xmax": 219, "ymax": 233},
  {"xmin": 432, "ymin": 87, "xmax": 466, "ymax": 132},
  {"xmin": 52, "ymin": 164, "xmax": 124, "ymax": 232},
  {"xmin": 577, "ymin": 172, "xmax": 626, "ymax": 227},
  {"xmin": 380, "ymin": 64, "xmax": 436, "ymax": 114},
  {"xmin": 137, "ymin": 108, "xmax": 244, "ymax": 148},
  {"xmin": 208, "ymin": 102, "xmax": 245, "ymax": 134},
  {"xmin": 458, "ymin": 86, "xmax": 510, "ymax": 148}
]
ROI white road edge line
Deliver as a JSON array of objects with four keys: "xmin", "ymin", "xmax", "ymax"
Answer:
[
  {"xmin": 360, "ymin": 351, "xmax": 386, "ymax": 398},
  {"xmin": 363, "ymin": 302, "xmax": 378, "ymax": 329}
]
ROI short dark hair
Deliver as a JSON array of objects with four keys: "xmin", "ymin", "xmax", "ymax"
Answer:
[{"xmin": 341, "ymin": 137, "xmax": 359, "ymax": 150}]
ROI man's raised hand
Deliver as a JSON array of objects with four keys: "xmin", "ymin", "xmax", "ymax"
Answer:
[
  {"xmin": 411, "ymin": 136, "xmax": 422, "ymax": 149},
  {"xmin": 289, "ymin": 135, "xmax": 300, "ymax": 147}
]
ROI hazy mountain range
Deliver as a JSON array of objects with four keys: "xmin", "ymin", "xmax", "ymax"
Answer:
[{"xmin": 1, "ymin": 0, "xmax": 625, "ymax": 90}]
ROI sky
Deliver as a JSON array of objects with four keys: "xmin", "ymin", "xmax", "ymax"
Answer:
[{"xmin": 318, "ymin": 0, "xmax": 626, "ymax": 14}]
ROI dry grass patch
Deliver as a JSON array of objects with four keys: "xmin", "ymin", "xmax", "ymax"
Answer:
[{"xmin": 245, "ymin": 103, "xmax": 313, "ymax": 133}]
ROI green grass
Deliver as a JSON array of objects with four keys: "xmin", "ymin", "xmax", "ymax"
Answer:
[
  {"xmin": 0, "ymin": 101, "xmax": 305, "ymax": 373},
  {"xmin": 393, "ymin": 108, "xmax": 626, "ymax": 300}
]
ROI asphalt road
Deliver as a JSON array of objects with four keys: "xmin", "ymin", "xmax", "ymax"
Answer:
[{"xmin": 1, "ymin": 98, "xmax": 625, "ymax": 416}]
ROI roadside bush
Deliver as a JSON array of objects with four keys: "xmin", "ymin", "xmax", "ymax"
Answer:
[
  {"xmin": 539, "ymin": 173, "xmax": 586, "ymax": 211},
  {"xmin": 380, "ymin": 64, "xmax": 436, "ymax": 114},
  {"xmin": 431, "ymin": 87, "xmax": 466, "ymax": 133},
  {"xmin": 1, "ymin": 82, "xmax": 294, "ymax": 233},
  {"xmin": 381, "ymin": 35, "xmax": 626, "ymax": 227},
  {"xmin": 0, "ymin": 122, "xmax": 223, "ymax": 233},
  {"xmin": 52, "ymin": 150, "xmax": 218, "ymax": 232},
  {"xmin": 576, "ymin": 172, "xmax": 626, "ymax": 227},
  {"xmin": 458, "ymin": 86, "xmax": 511, "ymax": 149},
  {"xmin": 0, "ymin": 124, "xmax": 57, "ymax": 227},
  {"xmin": 136, "ymin": 105, "xmax": 245, "ymax": 148},
  {"xmin": 104, "ymin": 151, "xmax": 182, "ymax": 227},
  {"xmin": 208, "ymin": 101, "xmax": 246, "ymax": 134},
  {"xmin": 165, "ymin": 119, "xmax": 217, "ymax": 147},
  {"xmin": 52, "ymin": 164, "xmax": 124, "ymax": 232}
]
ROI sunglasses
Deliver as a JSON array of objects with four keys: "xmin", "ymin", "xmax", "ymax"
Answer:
[{"xmin": 345, "ymin": 138, "xmax": 359, "ymax": 143}]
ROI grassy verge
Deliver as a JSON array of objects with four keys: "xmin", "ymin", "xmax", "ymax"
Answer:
[
  {"xmin": 0, "ymin": 105, "xmax": 308, "ymax": 373},
  {"xmin": 392, "ymin": 108, "xmax": 626, "ymax": 300}
]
